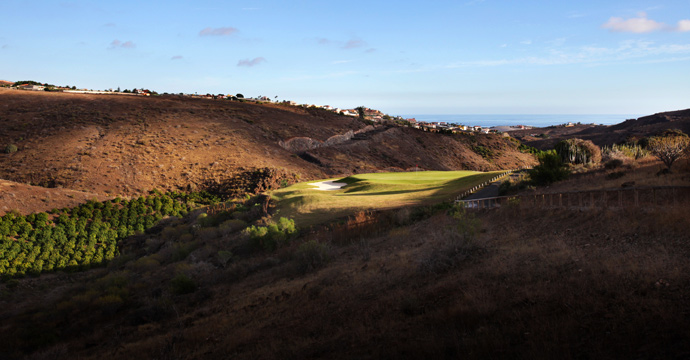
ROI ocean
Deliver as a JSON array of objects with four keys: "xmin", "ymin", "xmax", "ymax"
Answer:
[{"xmin": 401, "ymin": 114, "xmax": 642, "ymax": 128}]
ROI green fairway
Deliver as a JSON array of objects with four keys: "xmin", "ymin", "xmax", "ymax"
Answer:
[{"xmin": 271, "ymin": 170, "xmax": 502, "ymax": 226}]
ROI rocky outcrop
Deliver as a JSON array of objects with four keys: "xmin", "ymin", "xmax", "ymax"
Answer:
[{"xmin": 279, "ymin": 126, "xmax": 376, "ymax": 153}]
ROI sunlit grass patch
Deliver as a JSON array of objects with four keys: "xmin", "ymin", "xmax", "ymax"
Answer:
[{"xmin": 271, "ymin": 170, "xmax": 501, "ymax": 226}]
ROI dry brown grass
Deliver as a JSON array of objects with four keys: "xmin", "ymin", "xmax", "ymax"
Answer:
[
  {"xmin": 533, "ymin": 156, "xmax": 690, "ymax": 194},
  {"xmin": 2, "ymin": 202, "xmax": 686, "ymax": 360}
]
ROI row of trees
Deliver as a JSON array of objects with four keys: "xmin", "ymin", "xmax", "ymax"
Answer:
[{"xmin": 0, "ymin": 191, "xmax": 220, "ymax": 277}]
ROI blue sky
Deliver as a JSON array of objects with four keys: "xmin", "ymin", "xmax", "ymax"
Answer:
[{"xmin": 1, "ymin": 0, "xmax": 689, "ymax": 115}]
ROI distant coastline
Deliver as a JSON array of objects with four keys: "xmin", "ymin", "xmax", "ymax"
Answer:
[{"xmin": 401, "ymin": 114, "xmax": 643, "ymax": 129}]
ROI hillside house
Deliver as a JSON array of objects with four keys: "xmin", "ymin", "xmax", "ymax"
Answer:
[{"xmin": 17, "ymin": 84, "xmax": 45, "ymax": 91}]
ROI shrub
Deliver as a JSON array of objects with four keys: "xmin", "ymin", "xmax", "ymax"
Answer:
[
  {"xmin": 606, "ymin": 171, "xmax": 626, "ymax": 180},
  {"xmin": 498, "ymin": 180, "xmax": 512, "ymax": 196},
  {"xmin": 3, "ymin": 144, "xmax": 18, "ymax": 154},
  {"xmin": 246, "ymin": 217, "xmax": 297, "ymax": 252},
  {"xmin": 604, "ymin": 158, "xmax": 624, "ymax": 169},
  {"xmin": 171, "ymin": 241, "xmax": 198, "ymax": 262},
  {"xmin": 93, "ymin": 294, "xmax": 124, "ymax": 315},
  {"xmin": 646, "ymin": 130, "xmax": 690, "ymax": 171},
  {"xmin": 602, "ymin": 143, "xmax": 649, "ymax": 161},
  {"xmin": 294, "ymin": 240, "xmax": 331, "ymax": 273},
  {"xmin": 471, "ymin": 145, "xmax": 494, "ymax": 159},
  {"xmin": 528, "ymin": 151, "xmax": 570, "ymax": 186},
  {"xmin": 219, "ymin": 219, "xmax": 247, "ymax": 236},
  {"xmin": 217, "ymin": 250, "xmax": 234, "ymax": 267},
  {"xmin": 419, "ymin": 209, "xmax": 482, "ymax": 274},
  {"xmin": 129, "ymin": 256, "xmax": 161, "ymax": 273},
  {"xmin": 554, "ymin": 138, "xmax": 601, "ymax": 164},
  {"xmin": 170, "ymin": 273, "xmax": 197, "ymax": 295}
]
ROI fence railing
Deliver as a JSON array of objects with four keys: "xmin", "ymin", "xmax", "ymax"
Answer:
[
  {"xmin": 456, "ymin": 167, "xmax": 532, "ymax": 200},
  {"xmin": 457, "ymin": 186, "xmax": 690, "ymax": 210},
  {"xmin": 456, "ymin": 170, "xmax": 514, "ymax": 200}
]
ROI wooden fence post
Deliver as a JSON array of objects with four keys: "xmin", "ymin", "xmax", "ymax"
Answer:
[
  {"xmin": 602, "ymin": 191, "xmax": 607, "ymax": 208},
  {"xmin": 671, "ymin": 188, "xmax": 678, "ymax": 207}
]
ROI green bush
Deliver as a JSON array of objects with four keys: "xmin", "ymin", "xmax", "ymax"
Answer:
[
  {"xmin": 219, "ymin": 219, "xmax": 247, "ymax": 235},
  {"xmin": 217, "ymin": 250, "xmax": 234, "ymax": 267},
  {"xmin": 3, "ymin": 144, "xmax": 18, "ymax": 154},
  {"xmin": 170, "ymin": 273, "xmax": 197, "ymax": 295},
  {"xmin": 246, "ymin": 217, "xmax": 297, "ymax": 252},
  {"xmin": 171, "ymin": 241, "xmax": 198, "ymax": 262},
  {"xmin": 471, "ymin": 145, "xmax": 494, "ymax": 159},
  {"xmin": 528, "ymin": 151, "xmax": 570, "ymax": 186},
  {"xmin": 294, "ymin": 240, "xmax": 330, "ymax": 273}
]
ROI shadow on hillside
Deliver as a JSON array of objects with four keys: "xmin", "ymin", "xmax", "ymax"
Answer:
[{"xmin": 343, "ymin": 187, "xmax": 442, "ymax": 197}]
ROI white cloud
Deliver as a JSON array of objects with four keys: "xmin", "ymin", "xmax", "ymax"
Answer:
[
  {"xmin": 445, "ymin": 39, "xmax": 690, "ymax": 68},
  {"xmin": 602, "ymin": 12, "xmax": 664, "ymax": 33},
  {"xmin": 602, "ymin": 14, "xmax": 690, "ymax": 33},
  {"xmin": 279, "ymin": 71, "xmax": 359, "ymax": 82},
  {"xmin": 199, "ymin": 27, "xmax": 239, "ymax": 36},
  {"xmin": 343, "ymin": 39, "xmax": 365, "ymax": 49},
  {"xmin": 520, "ymin": 40, "xmax": 532, "ymax": 45},
  {"xmin": 677, "ymin": 20, "xmax": 690, "ymax": 32},
  {"xmin": 547, "ymin": 38, "xmax": 567, "ymax": 47},
  {"xmin": 237, "ymin": 57, "xmax": 266, "ymax": 67}
]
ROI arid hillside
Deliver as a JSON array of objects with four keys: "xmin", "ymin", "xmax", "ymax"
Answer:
[
  {"xmin": 510, "ymin": 108, "xmax": 690, "ymax": 150},
  {"xmin": 0, "ymin": 89, "xmax": 535, "ymax": 208}
]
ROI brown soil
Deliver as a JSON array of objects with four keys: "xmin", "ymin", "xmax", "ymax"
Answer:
[{"xmin": 0, "ymin": 179, "xmax": 109, "ymax": 215}]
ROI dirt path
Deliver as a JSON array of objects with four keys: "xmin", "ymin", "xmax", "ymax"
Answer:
[{"xmin": 464, "ymin": 181, "xmax": 501, "ymax": 200}]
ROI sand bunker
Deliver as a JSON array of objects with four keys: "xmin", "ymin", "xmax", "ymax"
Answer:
[{"xmin": 309, "ymin": 181, "xmax": 347, "ymax": 191}]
